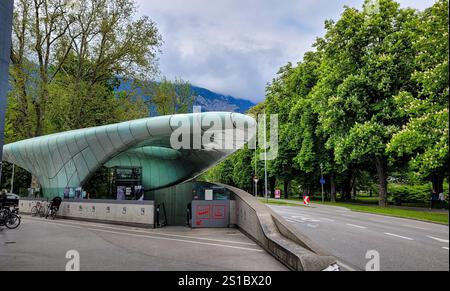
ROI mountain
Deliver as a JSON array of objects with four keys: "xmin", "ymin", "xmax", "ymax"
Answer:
[
  {"xmin": 117, "ymin": 80, "xmax": 256, "ymax": 114},
  {"xmin": 191, "ymin": 86, "xmax": 255, "ymax": 113}
]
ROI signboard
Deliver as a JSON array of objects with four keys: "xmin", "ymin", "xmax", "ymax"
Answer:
[
  {"xmin": 191, "ymin": 200, "xmax": 230, "ymax": 228},
  {"xmin": 205, "ymin": 189, "xmax": 213, "ymax": 201},
  {"xmin": 275, "ymin": 189, "xmax": 281, "ymax": 199},
  {"xmin": 320, "ymin": 178, "xmax": 326, "ymax": 185}
]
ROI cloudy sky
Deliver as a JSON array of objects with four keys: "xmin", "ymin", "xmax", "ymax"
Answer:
[{"xmin": 136, "ymin": 0, "xmax": 436, "ymax": 103}]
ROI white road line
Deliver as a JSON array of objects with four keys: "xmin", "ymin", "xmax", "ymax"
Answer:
[
  {"xmin": 427, "ymin": 236, "xmax": 449, "ymax": 244},
  {"xmin": 23, "ymin": 217, "xmax": 258, "ymax": 246},
  {"xmin": 321, "ymin": 218, "xmax": 335, "ymax": 222},
  {"xmin": 443, "ymin": 247, "xmax": 449, "ymax": 250},
  {"xmin": 85, "ymin": 227, "xmax": 265, "ymax": 252},
  {"xmin": 384, "ymin": 233, "xmax": 414, "ymax": 241},
  {"xmin": 346, "ymin": 224, "xmax": 367, "ymax": 229},
  {"xmin": 24, "ymin": 218, "xmax": 263, "ymax": 252},
  {"xmin": 307, "ymin": 224, "xmax": 318, "ymax": 228},
  {"xmin": 402, "ymin": 225, "xmax": 427, "ymax": 230},
  {"xmin": 285, "ymin": 218, "xmax": 304, "ymax": 224},
  {"xmin": 340, "ymin": 214, "xmax": 356, "ymax": 218}
]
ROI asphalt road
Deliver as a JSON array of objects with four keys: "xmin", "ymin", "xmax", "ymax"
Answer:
[
  {"xmin": 268, "ymin": 203, "xmax": 449, "ymax": 271},
  {"xmin": 0, "ymin": 217, "xmax": 287, "ymax": 271}
]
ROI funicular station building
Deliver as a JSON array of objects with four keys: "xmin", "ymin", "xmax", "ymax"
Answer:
[{"xmin": 2, "ymin": 112, "xmax": 256, "ymax": 227}]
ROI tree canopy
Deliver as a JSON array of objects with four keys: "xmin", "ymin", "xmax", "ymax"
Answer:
[{"xmin": 203, "ymin": 0, "xmax": 449, "ymax": 207}]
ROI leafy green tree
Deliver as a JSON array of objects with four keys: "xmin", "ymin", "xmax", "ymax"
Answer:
[
  {"xmin": 388, "ymin": 0, "xmax": 449, "ymax": 194},
  {"xmin": 8, "ymin": 0, "xmax": 161, "ymax": 137},
  {"xmin": 312, "ymin": 0, "xmax": 419, "ymax": 206},
  {"xmin": 150, "ymin": 77, "xmax": 196, "ymax": 115}
]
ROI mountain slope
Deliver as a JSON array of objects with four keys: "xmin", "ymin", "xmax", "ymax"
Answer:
[
  {"xmin": 191, "ymin": 86, "xmax": 255, "ymax": 113},
  {"xmin": 117, "ymin": 80, "xmax": 256, "ymax": 114}
]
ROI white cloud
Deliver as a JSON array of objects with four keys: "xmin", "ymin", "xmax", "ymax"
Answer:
[{"xmin": 136, "ymin": 0, "xmax": 437, "ymax": 102}]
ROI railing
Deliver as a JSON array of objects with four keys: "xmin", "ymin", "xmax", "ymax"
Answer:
[{"xmin": 216, "ymin": 183, "xmax": 338, "ymax": 271}]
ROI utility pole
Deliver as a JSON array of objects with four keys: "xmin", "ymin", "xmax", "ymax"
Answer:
[
  {"xmin": 0, "ymin": 0, "xmax": 15, "ymax": 186},
  {"xmin": 264, "ymin": 112, "xmax": 268, "ymax": 203},
  {"xmin": 10, "ymin": 164, "xmax": 14, "ymax": 193},
  {"xmin": 254, "ymin": 147, "xmax": 257, "ymax": 197},
  {"xmin": 320, "ymin": 163, "xmax": 324, "ymax": 203}
]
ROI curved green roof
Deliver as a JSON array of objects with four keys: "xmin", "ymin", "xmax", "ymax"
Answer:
[{"xmin": 2, "ymin": 112, "xmax": 256, "ymax": 197}]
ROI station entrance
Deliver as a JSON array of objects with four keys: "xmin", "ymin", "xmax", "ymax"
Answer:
[
  {"xmin": 111, "ymin": 167, "xmax": 144, "ymax": 200},
  {"xmin": 147, "ymin": 182, "xmax": 232, "ymax": 228}
]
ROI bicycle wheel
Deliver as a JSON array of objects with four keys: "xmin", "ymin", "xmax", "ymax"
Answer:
[
  {"xmin": 39, "ymin": 206, "xmax": 47, "ymax": 218},
  {"xmin": 31, "ymin": 206, "xmax": 39, "ymax": 217},
  {"xmin": 50, "ymin": 208, "xmax": 57, "ymax": 220},
  {"xmin": 5, "ymin": 214, "xmax": 21, "ymax": 229}
]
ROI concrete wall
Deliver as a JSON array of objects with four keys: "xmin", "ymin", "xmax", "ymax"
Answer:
[
  {"xmin": 19, "ymin": 198, "xmax": 154, "ymax": 227},
  {"xmin": 216, "ymin": 184, "xmax": 338, "ymax": 271}
]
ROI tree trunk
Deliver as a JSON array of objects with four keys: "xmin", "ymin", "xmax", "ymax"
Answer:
[
  {"xmin": 431, "ymin": 174, "xmax": 444, "ymax": 194},
  {"xmin": 352, "ymin": 178, "xmax": 357, "ymax": 200},
  {"xmin": 342, "ymin": 169, "xmax": 353, "ymax": 200},
  {"xmin": 375, "ymin": 157, "xmax": 388, "ymax": 207},
  {"xmin": 330, "ymin": 173, "xmax": 336, "ymax": 203},
  {"xmin": 284, "ymin": 180, "xmax": 290, "ymax": 199},
  {"xmin": 269, "ymin": 176, "xmax": 276, "ymax": 198}
]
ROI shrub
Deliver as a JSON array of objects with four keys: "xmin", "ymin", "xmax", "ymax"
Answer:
[{"xmin": 388, "ymin": 183, "xmax": 449, "ymax": 207}]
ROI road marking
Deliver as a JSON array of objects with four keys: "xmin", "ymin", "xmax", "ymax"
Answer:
[
  {"xmin": 307, "ymin": 224, "xmax": 318, "ymax": 228},
  {"xmin": 346, "ymin": 224, "xmax": 367, "ymax": 229},
  {"xmin": 321, "ymin": 218, "xmax": 335, "ymax": 222},
  {"xmin": 23, "ymin": 218, "xmax": 264, "ymax": 252},
  {"xmin": 85, "ymin": 227, "xmax": 264, "ymax": 252},
  {"xmin": 443, "ymin": 247, "xmax": 449, "ymax": 250},
  {"xmin": 402, "ymin": 225, "xmax": 427, "ymax": 230},
  {"xmin": 427, "ymin": 236, "xmax": 449, "ymax": 244},
  {"xmin": 384, "ymin": 233, "xmax": 414, "ymax": 241},
  {"xmin": 23, "ymin": 217, "xmax": 258, "ymax": 246},
  {"xmin": 285, "ymin": 218, "xmax": 304, "ymax": 224},
  {"xmin": 340, "ymin": 214, "xmax": 356, "ymax": 218}
]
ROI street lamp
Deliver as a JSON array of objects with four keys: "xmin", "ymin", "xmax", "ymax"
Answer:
[
  {"xmin": 320, "ymin": 163, "xmax": 324, "ymax": 203},
  {"xmin": 253, "ymin": 176, "xmax": 259, "ymax": 197}
]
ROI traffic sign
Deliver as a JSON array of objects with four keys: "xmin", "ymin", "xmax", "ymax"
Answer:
[
  {"xmin": 320, "ymin": 178, "xmax": 326, "ymax": 185},
  {"xmin": 275, "ymin": 189, "xmax": 281, "ymax": 199}
]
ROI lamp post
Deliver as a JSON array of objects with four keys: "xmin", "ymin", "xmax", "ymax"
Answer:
[
  {"xmin": 264, "ymin": 112, "xmax": 268, "ymax": 203},
  {"xmin": 10, "ymin": 164, "xmax": 14, "ymax": 194},
  {"xmin": 320, "ymin": 163, "xmax": 324, "ymax": 203}
]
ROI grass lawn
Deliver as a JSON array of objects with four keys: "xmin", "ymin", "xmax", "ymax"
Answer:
[{"xmin": 259, "ymin": 197, "xmax": 449, "ymax": 224}]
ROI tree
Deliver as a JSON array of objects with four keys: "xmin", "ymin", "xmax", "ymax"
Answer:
[
  {"xmin": 150, "ymin": 77, "xmax": 196, "ymax": 116},
  {"xmin": 312, "ymin": 0, "xmax": 419, "ymax": 206},
  {"xmin": 9, "ymin": 0, "xmax": 161, "ymax": 136},
  {"xmin": 388, "ymin": 0, "xmax": 449, "ymax": 194}
]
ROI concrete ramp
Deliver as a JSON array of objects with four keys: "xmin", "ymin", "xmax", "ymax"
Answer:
[{"xmin": 218, "ymin": 184, "xmax": 338, "ymax": 271}]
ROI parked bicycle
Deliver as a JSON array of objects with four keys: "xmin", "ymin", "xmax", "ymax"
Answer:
[
  {"xmin": 30, "ymin": 201, "xmax": 47, "ymax": 217},
  {"xmin": 0, "ymin": 206, "xmax": 21, "ymax": 229},
  {"xmin": 45, "ymin": 197, "xmax": 62, "ymax": 220}
]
